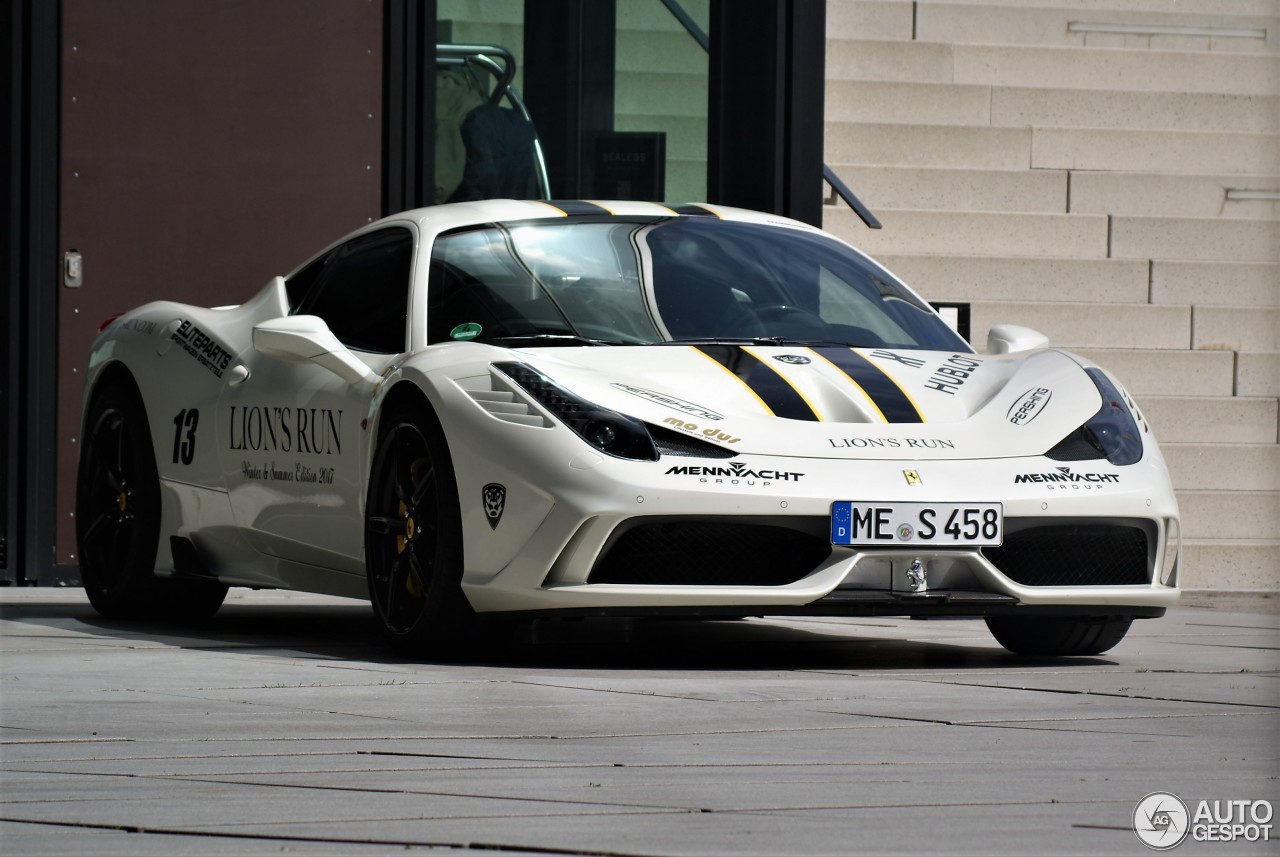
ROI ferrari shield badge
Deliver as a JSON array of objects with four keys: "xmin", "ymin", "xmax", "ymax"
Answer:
[{"xmin": 482, "ymin": 483, "xmax": 506, "ymax": 529}]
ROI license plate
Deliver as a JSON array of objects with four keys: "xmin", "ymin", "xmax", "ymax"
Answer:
[{"xmin": 831, "ymin": 501, "xmax": 1003, "ymax": 546}]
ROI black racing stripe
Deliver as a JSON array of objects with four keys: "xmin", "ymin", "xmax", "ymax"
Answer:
[
  {"xmin": 814, "ymin": 347, "xmax": 924, "ymax": 423},
  {"xmin": 545, "ymin": 200, "xmax": 612, "ymax": 216},
  {"xmin": 669, "ymin": 204, "xmax": 719, "ymax": 217},
  {"xmin": 696, "ymin": 345, "xmax": 819, "ymax": 422}
]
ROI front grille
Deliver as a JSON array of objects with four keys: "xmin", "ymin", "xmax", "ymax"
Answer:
[
  {"xmin": 984, "ymin": 524, "xmax": 1149, "ymax": 586},
  {"xmin": 589, "ymin": 518, "xmax": 830, "ymax": 586}
]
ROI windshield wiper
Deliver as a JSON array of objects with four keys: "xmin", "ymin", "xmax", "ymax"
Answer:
[{"xmin": 487, "ymin": 334, "xmax": 619, "ymax": 347}]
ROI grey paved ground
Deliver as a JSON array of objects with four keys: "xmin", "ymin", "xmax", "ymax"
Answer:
[{"xmin": 1, "ymin": 588, "xmax": 1277, "ymax": 857}]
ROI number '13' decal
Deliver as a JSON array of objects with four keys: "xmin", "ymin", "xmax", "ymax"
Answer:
[{"xmin": 172, "ymin": 408, "xmax": 199, "ymax": 465}]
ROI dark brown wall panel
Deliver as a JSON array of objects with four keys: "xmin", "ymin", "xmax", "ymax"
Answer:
[{"xmin": 57, "ymin": 0, "xmax": 383, "ymax": 563}]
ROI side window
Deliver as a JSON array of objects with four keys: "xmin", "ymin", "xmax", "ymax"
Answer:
[{"xmin": 293, "ymin": 228, "xmax": 414, "ymax": 353}]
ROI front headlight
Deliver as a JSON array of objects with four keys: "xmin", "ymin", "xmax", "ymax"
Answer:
[
  {"xmin": 493, "ymin": 362, "xmax": 658, "ymax": 461},
  {"xmin": 1046, "ymin": 367, "xmax": 1143, "ymax": 466}
]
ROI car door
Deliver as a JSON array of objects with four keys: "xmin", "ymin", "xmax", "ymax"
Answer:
[{"xmin": 216, "ymin": 226, "xmax": 415, "ymax": 577}]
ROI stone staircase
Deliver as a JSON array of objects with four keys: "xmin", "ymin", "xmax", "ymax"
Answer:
[{"xmin": 823, "ymin": 0, "xmax": 1280, "ymax": 590}]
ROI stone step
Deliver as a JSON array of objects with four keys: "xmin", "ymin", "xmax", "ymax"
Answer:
[
  {"xmin": 908, "ymin": 0, "xmax": 1279, "ymax": 13},
  {"xmin": 616, "ymin": 31, "xmax": 706, "ymax": 75},
  {"xmin": 968, "ymin": 300, "xmax": 1190, "ymax": 350},
  {"xmin": 1032, "ymin": 127, "xmax": 1280, "ymax": 175},
  {"xmin": 1139, "ymin": 396, "xmax": 1279, "ymax": 445},
  {"xmin": 1070, "ymin": 172, "xmax": 1280, "ymax": 219},
  {"xmin": 824, "ymin": 206, "xmax": 1108, "ymax": 258},
  {"xmin": 829, "ymin": 165, "xmax": 1066, "ymax": 213},
  {"xmin": 1163, "ymin": 443, "xmax": 1280, "ymax": 491},
  {"xmin": 826, "ymin": 0, "xmax": 916, "ymax": 42},
  {"xmin": 909, "ymin": 3, "xmax": 1280, "ymax": 52},
  {"xmin": 869, "ymin": 253, "xmax": 1150, "ymax": 304},
  {"xmin": 1193, "ymin": 307, "xmax": 1280, "ymax": 353},
  {"xmin": 825, "ymin": 80, "xmax": 994, "ymax": 126},
  {"xmin": 613, "ymin": 112, "xmax": 706, "ymax": 158},
  {"xmin": 826, "ymin": 78, "xmax": 1280, "ymax": 134},
  {"xmin": 1178, "ymin": 490, "xmax": 1280, "ymax": 541},
  {"xmin": 1238, "ymin": 353, "xmax": 1280, "ymax": 397},
  {"xmin": 1180, "ymin": 541, "xmax": 1280, "ymax": 591},
  {"xmin": 991, "ymin": 87, "xmax": 1280, "ymax": 134},
  {"xmin": 829, "ymin": 37, "xmax": 1280, "ymax": 95},
  {"xmin": 1070, "ymin": 349, "xmax": 1236, "ymax": 397},
  {"xmin": 1152, "ymin": 262, "xmax": 1280, "ymax": 307},
  {"xmin": 615, "ymin": 73, "xmax": 708, "ymax": 118},
  {"xmin": 826, "ymin": 122, "xmax": 1031, "ymax": 168},
  {"xmin": 1110, "ymin": 215, "xmax": 1280, "ymax": 265}
]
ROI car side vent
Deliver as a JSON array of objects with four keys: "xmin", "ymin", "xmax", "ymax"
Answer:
[
  {"xmin": 647, "ymin": 423, "xmax": 738, "ymax": 458},
  {"xmin": 467, "ymin": 389, "xmax": 549, "ymax": 428},
  {"xmin": 1045, "ymin": 427, "xmax": 1104, "ymax": 461}
]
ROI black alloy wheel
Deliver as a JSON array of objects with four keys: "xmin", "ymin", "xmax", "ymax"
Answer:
[
  {"xmin": 76, "ymin": 378, "xmax": 226, "ymax": 620},
  {"xmin": 365, "ymin": 406, "xmax": 471, "ymax": 653},
  {"xmin": 986, "ymin": 615, "xmax": 1133, "ymax": 656}
]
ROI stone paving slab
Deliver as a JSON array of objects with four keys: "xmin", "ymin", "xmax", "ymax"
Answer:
[{"xmin": 2, "ymin": 588, "xmax": 1277, "ymax": 855}]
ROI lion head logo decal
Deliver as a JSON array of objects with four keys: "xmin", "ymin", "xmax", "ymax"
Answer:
[{"xmin": 482, "ymin": 483, "xmax": 506, "ymax": 530}]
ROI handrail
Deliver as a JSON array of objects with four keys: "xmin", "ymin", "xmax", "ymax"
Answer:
[{"xmin": 657, "ymin": 1, "xmax": 881, "ymax": 229}]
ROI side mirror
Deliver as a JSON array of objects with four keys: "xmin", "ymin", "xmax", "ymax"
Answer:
[
  {"xmin": 987, "ymin": 323, "xmax": 1050, "ymax": 355},
  {"xmin": 252, "ymin": 315, "xmax": 376, "ymax": 384}
]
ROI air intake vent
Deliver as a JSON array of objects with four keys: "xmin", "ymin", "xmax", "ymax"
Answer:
[
  {"xmin": 984, "ymin": 524, "xmax": 1149, "ymax": 586},
  {"xmin": 467, "ymin": 389, "xmax": 548, "ymax": 427},
  {"xmin": 647, "ymin": 424, "xmax": 738, "ymax": 458}
]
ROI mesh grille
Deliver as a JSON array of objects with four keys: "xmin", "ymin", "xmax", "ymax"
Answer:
[
  {"xmin": 984, "ymin": 524, "xmax": 1149, "ymax": 586},
  {"xmin": 589, "ymin": 519, "xmax": 830, "ymax": 586},
  {"xmin": 648, "ymin": 424, "xmax": 738, "ymax": 459}
]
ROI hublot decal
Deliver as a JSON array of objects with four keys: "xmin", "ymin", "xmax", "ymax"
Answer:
[
  {"xmin": 924, "ymin": 354, "xmax": 983, "ymax": 395},
  {"xmin": 229, "ymin": 405, "xmax": 344, "ymax": 455}
]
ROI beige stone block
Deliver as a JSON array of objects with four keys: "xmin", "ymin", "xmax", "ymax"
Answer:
[
  {"xmin": 1072, "ymin": 348, "xmax": 1237, "ymax": 396},
  {"xmin": 1177, "ymin": 490, "xmax": 1280, "ymax": 540},
  {"xmin": 1152, "ymin": 261, "xmax": 1280, "ymax": 307},
  {"xmin": 1162, "ymin": 443, "xmax": 1280, "ymax": 491},
  {"xmin": 825, "ymin": 0, "xmax": 916, "ymax": 41},
  {"xmin": 827, "ymin": 165, "xmax": 1065, "ymax": 213},
  {"xmin": 1180, "ymin": 542, "xmax": 1280, "ymax": 591},
  {"xmin": 826, "ymin": 40, "xmax": 955, "ymax": 83},
  {"xmin": 871, "ymin": 255, "xmax": 1149, "ymax": 304},
  {"xmin": 952, "ymin": 43, "xmax": 1280, "ymax": 96},
  {"xmin": 1110, "ymin": 216, "xmax": 1280, "ymax": 264},
  {"xmin": 1032, "ymin": 128, "xmax": 1280, "ymax": 175},
  {"xmin": 970, "ymin": 301, "xmax": 1190, "ymax": 349},
  {"xmin": 1139, "ymin": 396, "xmax": 1279, "ymax": 444},
  {"xmin": 1194, "ymin": 306, "xmax": 1280, "ymax": 352},
  {"xmin": 1070, "ymin": 173, "xmax": 1280, "ymax": 219},
  {"xmin": 824, "ymin": 82, "xmax": 992, "ymax": 125},
  {"xmin": 1237, "ymin": 352, "xmax": 1280, "ymax": 397},
  {"xmin": 992, "ymin": 87, "xmax": 1280, "ymax": 134},
  {"xmin": 824, "ymin": 208, "xmax": 1108, "ymax": 258},
  {"xmin": 825, "ymin": 123, "xmax": 1030, "ymax": 169}
]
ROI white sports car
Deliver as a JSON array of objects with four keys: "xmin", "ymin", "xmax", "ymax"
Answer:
[{"xmin": 77, "ymin": 199, "xmax": 1180, "ymax": 656}]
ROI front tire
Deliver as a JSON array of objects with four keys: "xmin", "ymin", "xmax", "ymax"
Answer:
[
  {"xmin": 986, "ymin": 615, "xmax": 1132, "ymax": 656},
  {"xmin": 365, "ymin": 404, "xmax": 472, "ymax": 654},
  {"xmin": 76, "ymin": 377, "xmax": 226, "ymax": 620}
]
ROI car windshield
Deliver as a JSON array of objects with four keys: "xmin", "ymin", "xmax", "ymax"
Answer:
[{"xmin": 426, "ymin": 216, "xmax": 970, "ymax": 351}]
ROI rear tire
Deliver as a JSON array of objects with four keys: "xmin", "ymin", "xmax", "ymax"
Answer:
[
  {"xmin": 364, "ymin": 403, "xmax": 473, "ymax": 655},
  {"xmin": 986, "ymin": 615, "xmax": 1132, "ymax": 656},
  {"xmin": 76, "ymin": 377, "xmax": 226, "ymax": 620}
]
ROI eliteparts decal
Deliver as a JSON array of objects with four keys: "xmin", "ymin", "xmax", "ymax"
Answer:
[
  {"xmin": 665, "ymin": 460, "xmax": 804, "ymax": 486},
  {"xmin": 172, "ymin": 319, "xmax": 232, "ymax": 378},
  {"xmin": 611, "ymin": 383, "xmax": 725, "ymax": 421},
  {"xmin": 1008, "ymin": 387, "xmax": 1052, "ymax": 426}
]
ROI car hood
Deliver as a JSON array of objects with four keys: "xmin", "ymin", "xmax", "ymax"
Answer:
[{"xmin": 505, "ymin": 344, "xmax": 1100, "ymax": 461}]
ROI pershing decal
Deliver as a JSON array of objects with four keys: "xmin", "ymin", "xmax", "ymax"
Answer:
[
  {"xmin": 1008, "ymin": 387, "xmax": 1052, "ymax": 426},
  {"xmin": 482, "ymin": 483, "xmax": 506, "ymax": 529},
  {"xmin": 611, "ymin": 384, "xmax": 725, "ymax": 421}
]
